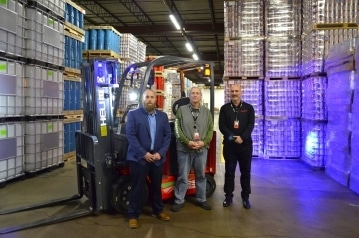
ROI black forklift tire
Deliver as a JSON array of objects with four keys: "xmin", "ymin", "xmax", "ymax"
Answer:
[
  {"xmin": 205, "ymin": 174, "xmax": 216, "ymax": 198},
  {"xmin": 111, "ymin": 176, "xmax": 148, "ymax": 213}
]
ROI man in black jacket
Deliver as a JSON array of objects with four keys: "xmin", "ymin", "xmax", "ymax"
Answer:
[{"xmin": 218, "ymin": 84, "xmax": 255, "ymax": 209}]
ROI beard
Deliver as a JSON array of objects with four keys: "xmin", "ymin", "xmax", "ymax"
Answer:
[{"xmin": 144, "ymin": 102, "xmax": 156, "ymax": 112}]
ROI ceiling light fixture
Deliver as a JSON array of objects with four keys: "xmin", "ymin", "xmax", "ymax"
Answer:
[
  {"xmin": 192, "ymin": 53, "xmax": 199, "ymax": 61},
  {"xmin": 185, "ymin": 42, "xmax": 193, "ymax": 52},
  {"xmin": 169, "ymin": 14, "xmax": 181, "ymax": 30}
]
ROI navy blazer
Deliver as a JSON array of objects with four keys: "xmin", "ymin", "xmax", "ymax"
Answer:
[{"xmin": 125, "ymin": 107, "xmax": 171, "ymax": 166}]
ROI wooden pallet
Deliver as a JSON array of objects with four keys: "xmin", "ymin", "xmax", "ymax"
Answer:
[
  {"xmin": 64, "ymin": 114, "xmax": 83, "ymax": 123},
  {"xmin": 63, "ymin": 151, "xmax": 76, "ymax": 161},
  {"xmin": 264, "ymin": 77, "xmax": 300, "ymax": 81},
  {"xmin": 225, "ymin": 36, "xmax": 265, "ymax": 41},
  {"xmin": 83, "ymin": 50, "xmax": 121, "ymax": 59},
  {"xmin": 64, "ymin": 74, "xmax": 82, "ymax": 82},
  {"xmin": 263, "ymin": 156, "xmax": 300, "ymax": 160},
  {"xmin": 64, "ymin": 22, "xmax": 85, "ymax": 38},
  {"xmin": 64, "ymin": 29, "xmax": 84, "ymax": 42},
  {"xmin": 313, "ymin": 22, "xmax": 358, "ymax": 30},
  {"xmin": 154, "ymin": 71, "xmax": 163, "ymax": 77},
  {"xmin": 223, "ymin": 76, "xmax": 264, "ymax": 81},
  {"xmin": 66, "ymin": 0, "xmax": 85, "ymax": 14},
  {"xmin": 156, "ymin": 90, "xmax": 165, "ymax": 95},
  {"xmin": 63, "ymin": 110, "xmax": 83, "ymax": 116},
  {"xmin": 64, "ymin": 67, "xmax": 81, "ymax": 75},
  {"xmin": 63, "ymin": 68, "xmax": 82, "ymax": 82}
]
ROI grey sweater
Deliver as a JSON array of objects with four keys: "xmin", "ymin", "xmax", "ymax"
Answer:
[{"xmin": 174, "ymin": 104, "xmax": 214, "ymax": 152}]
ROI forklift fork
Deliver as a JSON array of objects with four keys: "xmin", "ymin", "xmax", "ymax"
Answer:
[{"xmin": 0, "ymin": 132, "xmax": 100, "ymax": 234}]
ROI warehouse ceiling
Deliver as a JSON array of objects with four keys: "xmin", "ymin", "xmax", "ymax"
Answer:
[{"xmin": 71, "ymin": 0, "xmax": 224, "ymax": 85}]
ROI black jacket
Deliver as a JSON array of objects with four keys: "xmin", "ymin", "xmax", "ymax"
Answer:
[{"xmin": 218, "ymin": 101, "xmax": 255, "ymax": 145}]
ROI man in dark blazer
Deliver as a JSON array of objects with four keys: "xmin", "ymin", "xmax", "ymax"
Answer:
[{"xmin": 126, "ymin": 89, "xmax": 171, "ymax": 228}]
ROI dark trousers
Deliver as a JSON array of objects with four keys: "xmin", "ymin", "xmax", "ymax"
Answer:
[
  {"xmin": 223, "ymin": 143, "xmax": 253, "ymax": 200},
  {"xmin": 128, "ymin": 161, "xmax": 164, "ymax": 218}
]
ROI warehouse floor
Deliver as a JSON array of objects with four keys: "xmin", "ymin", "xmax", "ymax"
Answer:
[{"xmin": 1, "ymin": 149, "xmax": 359, "ymax": 237}]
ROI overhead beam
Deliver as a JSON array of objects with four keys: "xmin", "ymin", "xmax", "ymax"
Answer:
[
  {"xmin": 118, "ymin": 0, "xmax": 181, "ymax": 55},
  {"xmin": 116, "ymin": 23, "xmax": 224, "ymax": 35},
  {"xmin": 74, "ymin": 0, "xmax": 126, "ymax": 26},
  {"xmin": 199, "ymin": 53, "xmax": 224, "ymax": 61}
]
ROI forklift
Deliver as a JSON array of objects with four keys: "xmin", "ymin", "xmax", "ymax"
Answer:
[{"xmin": 0, "ymin": 56, "xmax": 217, "ymax": 234}]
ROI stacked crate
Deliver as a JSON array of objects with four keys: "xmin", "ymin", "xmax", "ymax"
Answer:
[
  {"xmin": 166, "ymin": 70, "xmax": 182, "ymax": 118},
  {"xmin": 224, "ymin": 80, "xmax": 264, "ymax": 157},
  {"xmin": 262, "ymin": 0, "xmax": 302, "ymax": 159},
  {"xmin": 119, "ymin": 33, "xmax": 138, "ymax": 77},
  {"xmin": 137, "ymin": 41, "xmax": 147, "ymax": 62},
  {"xmin": 263, "ymin": 79, "xmax": 301, "ymax": 158},
  {"xmin": 24, "ymin": 119, "xmax": 64, "ymax": 172},
  {"xmin": 264, "ymin": 0, "xmax": 301, "ymax": 78},
  {"xmin": 300, "ymin": 0, "xmax": 358, "ymax": 169},
  {"xmin": 153, "ymin": 66, "xmax": 165, "ymax": 110},
  {"xmin": 114, "ymin": 36, "xmax": 146, "ymax": 120},
  {"xmin": 324, "ymin": 39, "xmax": 356, "ymax": 186},
  {"xmin": 116, "ymin": 34, "xmax": 139, "ymax": 120},
  {"xmin": 0, "ymin": 57, "xmax": 25, "ymax": 185},
  {"xmin": 224, "ymin": 0, "xmax": 265, "ymax": 156},
  {"xmin": 301, "ymin": 75, "xmax": 328, "ymax": 168},
  {"xmin": 23, "ymin": 0, "xmax": 66, "ymax": 173},
  {"xmin": 224, "ymin": 0, "xmax": 264, "ymax": 78},
  {"xmin": 301, "ymin": 0, "xmax": 358, "ymax": 76},
  {"xmin": 0, "ymin": 0, "xmax": 26, "ymax": 57},
  {"xmin": 63, "ymin": 0, "xmax": 85, "ymax": 161}
]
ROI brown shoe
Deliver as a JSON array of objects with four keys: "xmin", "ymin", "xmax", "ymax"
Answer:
[
  {"xmin": 152, "ymin": 212, "xmax": 170, "ymax": 221},
  {"xmin": 128, "ymin": 219, "xmax": 139, "ymax": 228}
]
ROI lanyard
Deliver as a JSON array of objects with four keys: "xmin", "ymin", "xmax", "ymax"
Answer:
[
  {"xmin": 189, "ymin": 105, "xmax": 200, "ymax": 128},
  {"xmin": 230, "ymin": 101, "xmax": 242, "ymax": 121}
]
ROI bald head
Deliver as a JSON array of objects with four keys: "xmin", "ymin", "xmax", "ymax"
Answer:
[{"xmin": 230, "ymin": 84, "xmax": 242, "ymax": 105}]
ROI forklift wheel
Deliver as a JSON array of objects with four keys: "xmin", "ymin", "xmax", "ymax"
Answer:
[
  {"xmin": 205, "ymin": 174, "xmax": 216, "ymax": 198},
  {"xmin": 111, "ymin": 176, "xmax": 148, "ymax": 213}
]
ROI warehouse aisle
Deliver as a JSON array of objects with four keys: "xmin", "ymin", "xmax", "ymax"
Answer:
[{"xmin": 1, "ymin": 149, "xmax": 359, "ymax": 237}]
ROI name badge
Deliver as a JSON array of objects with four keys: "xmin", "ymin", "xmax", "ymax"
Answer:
[
  {"xmin": 194, "ymin": 132, "xmax": 200, "ymax": 141},
  {"xmin": 234, "ymin": 120, "xmax": 239, "ymax": 129}
]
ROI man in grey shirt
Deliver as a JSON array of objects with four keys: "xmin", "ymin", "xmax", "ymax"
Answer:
[{"xmin": 171, "ymin": 86, "xmax": 214, "ymax": 212}]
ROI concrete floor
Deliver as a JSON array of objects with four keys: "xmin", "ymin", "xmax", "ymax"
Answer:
[{"xmin": 1, "ymin": 154, "xmax": 359, "ymax": 237}]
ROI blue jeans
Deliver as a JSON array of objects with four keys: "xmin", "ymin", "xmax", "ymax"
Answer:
[{"xmin": 174, "ymin": 149, "xmax": 208, "ymax": 204}]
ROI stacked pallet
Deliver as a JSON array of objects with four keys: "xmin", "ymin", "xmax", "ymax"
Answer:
[
  {"xmin": 301, "ymin": 0, "xmax": 358, "ymax": 169},
  {"xmin": 324, "ymin": 39, "xmax": 357, "ymax": 186},
  {"xmin": 0, "ymin": 0, "xmax": 67, "ymax": 185},
  {"xmin": 63, "ymin": 0, "xmax": 85, "ymax": 161}
]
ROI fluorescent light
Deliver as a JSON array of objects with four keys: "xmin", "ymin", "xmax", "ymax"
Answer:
[
  {"xmin": 169, "ymin": 14, "xmax": 181, "ymax": 30},
  {"xmin": 192, "ymin": 53, "xmax": 199, "ymax": 60},
  {"xmin": 185, "ymin": 42, "xmax": 193, "ymax": 52}
]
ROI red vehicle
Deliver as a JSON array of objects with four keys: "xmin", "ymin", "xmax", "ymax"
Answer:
[{"xmin": 109, "ymin": 56, "xmax": 217, "ymax": 212}]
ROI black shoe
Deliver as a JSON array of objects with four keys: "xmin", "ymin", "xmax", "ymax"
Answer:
[
  {"xmin": 196, "ymin": 201, "xmax": 212, "ymax": 210},
  {"xmin": 223, "ymin": 197, "xmax": 233, "ymax": 207},
  {"xmin": 242, "ymin": 199, "xmax": 251, "ymax": 209},
  {"xmin": 171, "ymin": 202, "xmax": 184, "ymax": 212}
]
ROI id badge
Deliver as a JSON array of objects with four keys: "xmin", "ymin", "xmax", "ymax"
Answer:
[
  {"xmin": 193, "ymin": 132, "xmax": 200, "ymax": 141},
  {"xmin": 234, "ymin": 120, "xmax": 239, "ymax": 129}
]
